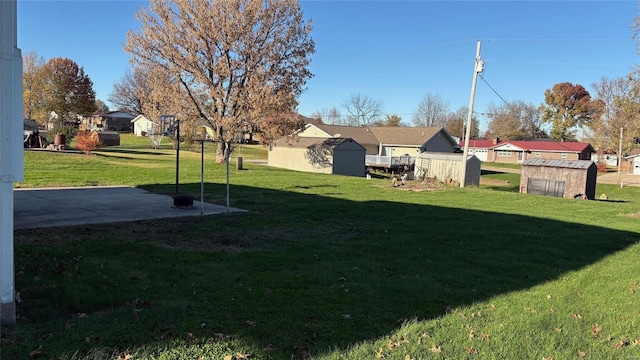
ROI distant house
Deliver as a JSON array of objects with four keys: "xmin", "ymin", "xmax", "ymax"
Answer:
[
  {"xmin": 80, "ymin": 111, "xmax": 136, "ymax": 132},
  {"xmin": 131, "ymin": 115, "xmax": 155, "ymax": 136},
  {"xmin": 488, "ymin": 140, "xmax": 594, "ymax": 163},
  {"xmin": 268, "ymin": 137, "xmax": 366, "ymax": 176},
  {"xmin": 519, "ymin": 159, "xmax": 597, "ymax": 200},
  {"xmin": 298, "ymin": 124, "xmax": 459, "ymax": 156},
  {"xmin": 294, "ymin": 124, "xmax": 460, "ymax": 172},
  {"xmin": 459, "ymin": 139, "xmax": 500, "ymax": 162},
  {"xmin": 625, "ymin": 148, "xmax": 640, "ymax": 175}
]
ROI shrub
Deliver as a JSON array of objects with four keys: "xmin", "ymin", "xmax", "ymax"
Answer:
[
  {"xmin": 596, "ymin": 161, "xmax": 608, "ymax": 173},
  {"xmin": 75, "ymin": 131, "xmax": 103, "ymax": 154}
]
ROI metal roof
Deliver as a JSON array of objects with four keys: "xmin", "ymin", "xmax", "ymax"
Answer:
[
  {"xmin": 416, "ymin": 152, "xmax": 480, "ymax": 161},
  {"xmin": 522, "ymin": 158, "xmax": 595, "ymax": 169}
]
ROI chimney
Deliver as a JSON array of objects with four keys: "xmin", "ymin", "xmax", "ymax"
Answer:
[{"xmin": 493, "ymin": 138, "xmax": 500, "ymax": 145}]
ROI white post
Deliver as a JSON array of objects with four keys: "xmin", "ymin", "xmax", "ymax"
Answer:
[
  {"xmin": 617, "ymin": 127, "xmax": 623, "ymax": 186},
  {"xmin": 460, "ymin": 40, "xmax": 483, "ymax": 188},
  {"xmin": 0, "ymin": 0, "xmax": 24, "ymax": 326}
]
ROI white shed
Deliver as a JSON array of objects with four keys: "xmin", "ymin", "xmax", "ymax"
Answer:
[
  {"xmin": 414, "ymin": 152, "xmax": 482, "ymax": 186},
  {"xmin": 131, "ymin": 115, "xmax": 155, "ymax": 136}
]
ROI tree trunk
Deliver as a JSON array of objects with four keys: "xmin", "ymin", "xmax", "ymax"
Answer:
[{"xmin": 216, "ymin": 141, "xmax": 230, "ymax": 164}]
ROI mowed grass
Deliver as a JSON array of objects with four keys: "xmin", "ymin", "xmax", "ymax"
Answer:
[{"xmin": 3, "ymin": 135, "xmax": 640, "ymax": 360}]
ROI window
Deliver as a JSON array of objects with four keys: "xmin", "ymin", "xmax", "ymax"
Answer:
[
  {"xmin": 497, "ymin": 150, "xmax": 512, "ymax": 157},
  {"xmin": 535, "ymin": 152, "xmax": 541, "ymax": 157},
  {"xmin": 561, "ymin": 153, "xmax": 567, "ymax": 159}
]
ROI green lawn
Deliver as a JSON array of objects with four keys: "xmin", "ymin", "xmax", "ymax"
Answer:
[{"xmin": 3, "ymin": 135, "xmax": 640, "ymax": 359}]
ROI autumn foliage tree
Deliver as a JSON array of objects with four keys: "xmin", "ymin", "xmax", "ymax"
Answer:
[
  {"xmin": 540, "ymin": 82, "xmax": 604, "ymax": 142},
  {"xmin": 43, "ymin": 57, "xmax": 97, "ymax": 124},
  {"xmin": 125, "ymin": 0, "xmax": 315, "ymax": 163},
  {"xmin": 74, "ymin": 131, "xmax": 103, "ymax": 154},
  {"xmin": 485, "ymin": 101, "xmax": 546, "ymax": 140}
]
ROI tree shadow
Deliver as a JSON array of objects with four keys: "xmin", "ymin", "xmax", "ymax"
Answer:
[{"xmin": 8, "ymin": 182, "xmax": 640, "ymax": 359}]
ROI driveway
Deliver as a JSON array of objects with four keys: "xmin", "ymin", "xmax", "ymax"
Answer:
[{"xmin": 14, "ymin": 186, "xmax": 245, "ymax": 230}]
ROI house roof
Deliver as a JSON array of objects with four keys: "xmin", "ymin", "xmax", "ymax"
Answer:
[
  {"xmin": 625, "ymin": 148, "xmax": 640, "ymax": 159},
  {"xmin": 522, "ymin": 158, "xmax": 595, "ymax": 169},
  {"xmin": 491, "ymin": 141, "xmax": 594, "ymax": 153},
  {"xmin": 273, "ymin": 136, "xmax": 364, "ymax": 150},
  {"xmin": 369, "ymin": 127, "xmax": 451, "ymax": 146},
  {"xmin": 310, "ymin": 124, "xmax": 380, "ymax": 146},
  {"xmin": 460, "ymin": 139, "xmax": 501, "ymax": 149},
  {"xmin": 308, "ymin": 124, "xmax": 456, "ymax": 147}
]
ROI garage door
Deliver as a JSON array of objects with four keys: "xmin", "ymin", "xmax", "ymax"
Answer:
[{"xmin": 527, "ymin": 178, "xmax": 565, "ymax": 198}]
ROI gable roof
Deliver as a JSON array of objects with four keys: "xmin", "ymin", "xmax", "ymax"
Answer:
[
  {"xmin": 522, "ymin": 158, "xmax": 595, "ymax": 169},
  {"xmin": 309, "ymin": 124, "xmax": 379, "ymax": 146},
  {"xmin": 460, "ymin": 139, "xmax": 501, "ymax": 149},
  {"xmin": 491, "ymin": 140, "xmax": 594, "ymax": 153},
  {"xmin": 273, "ymin": 136, "xmax": 364, "ymax": 151},
  {"xmin": 625, "ymin": 148, "xmax": 640, "ymax": 159},
  {"xmin": 307, "ymin": 124, "xmax": 456, "ymax": 147}
]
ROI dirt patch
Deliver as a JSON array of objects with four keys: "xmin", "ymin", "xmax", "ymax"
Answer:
[{"xmin": 480, "ymin": 178, "xmax": 510, "ymax": 186}]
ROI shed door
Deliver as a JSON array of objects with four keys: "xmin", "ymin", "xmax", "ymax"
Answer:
[
  {"xmin": 634, "ymin": 159, "xmax": 640, "ymax": 175},
  {"xmin": 527, "ymin": 178, "xmax": 565, "ymax": 198}
]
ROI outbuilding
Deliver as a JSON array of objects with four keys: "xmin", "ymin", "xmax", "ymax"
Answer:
[
  {"xmin": 268, "ymin": 137, "xmax": 366, "ymax": 177},
  {"xmin": 519, "ymin": 159, "xmax": 597, "ymax": 200},
  {"xmin": 414, "ymin": 152, "xmax": 482, "ymax": 186},
  {"xmin": 131, "ymin": 114, "xmax": 155, "ymax": 136}
]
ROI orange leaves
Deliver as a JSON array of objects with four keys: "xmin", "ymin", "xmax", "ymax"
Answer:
[{"xmin": 591, "ymin": 324, "xmax": 601, "ymax": 338}]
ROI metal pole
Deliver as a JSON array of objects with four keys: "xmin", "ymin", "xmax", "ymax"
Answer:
[
  {"xmin": 225, "ymin": 142, "xmax": 230, "ymax": 212},
  {"xmin": 460, "ymin": 40, "xmax": 483, "ymax": 188},
  {"xmin": 617, "ymin": 127, "xmax": 623, "ymax": 186},
  {"xmin": 175, "ymin": 119, "xmax": 180, "ymax": 194},
  {"xmin": 200, "ymin": 140, "xmax": 204, "ymax": 215}
]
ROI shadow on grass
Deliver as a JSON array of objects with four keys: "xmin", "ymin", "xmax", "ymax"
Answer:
[{"xmin": 7, "ymin": 182, "xmax": 640, "ymax": 359}]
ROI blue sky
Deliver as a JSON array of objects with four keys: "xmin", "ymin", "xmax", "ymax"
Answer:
[{"xmin": 17, "ymin": 1, "xmax": 639, "ymax": 132}]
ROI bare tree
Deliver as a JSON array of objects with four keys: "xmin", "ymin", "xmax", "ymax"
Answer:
[
  {"xmin": 443, "ymin": 106, "xmax": 478, "ymax": 139},
  {"xmin": 589, "ymin": 75, "xmax": 640, "ymax": 155},
  {"xmin": 484, "ymin": 101, "xmax": 545, "ymax": 140},
  {"xmin": 342, "ymin": 93, "xmax": 383, "ymax": 126},
  {"xmin": 412, "ymin": 93, "xmax": 449, "ymax": 127},
  {"xmin": 109, "ymin": 68, "xmax": 146, "ymax": 114},
  {"xmin": 311, "ymin": 107, "xmax": 341, "ymax": 124},
  {"xmin": 125, "ymin": 0, "xmax": 314, "ymax": 163}
]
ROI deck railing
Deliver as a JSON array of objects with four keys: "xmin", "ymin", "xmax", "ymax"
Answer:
[{"xmin": 366, "ymin": 155, "xmax": 415, "ymax": 168}]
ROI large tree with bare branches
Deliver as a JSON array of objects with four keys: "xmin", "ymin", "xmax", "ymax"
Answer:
[{"xmin": 125, "ymin": 0, "xmax": 314, "ymax": 162}]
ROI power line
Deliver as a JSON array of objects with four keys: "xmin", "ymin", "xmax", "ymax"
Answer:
[{"xmin": 478, "ymin": 73, "xmax": 510, "ymax": 107}]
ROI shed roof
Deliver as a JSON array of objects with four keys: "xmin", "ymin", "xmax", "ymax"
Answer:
[
  {"xmin": 417, "ymin": 152, "xmax": 480, "ymax": 162},
  {"xmin": 522, "ymin": 158, "xmax": 594, "ymax": 169}
]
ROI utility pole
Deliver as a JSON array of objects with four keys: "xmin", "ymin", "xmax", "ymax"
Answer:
[
  {"xmin": 460, "ymin": 40, "xmax": 484, "ymax": 188},
  {"xmin": 617, "ymin": 127, "xmax": 623, "ymax": 187}
]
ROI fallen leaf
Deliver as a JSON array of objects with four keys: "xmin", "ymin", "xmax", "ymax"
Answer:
[
  {"xmin": 571, "ymin": 313, "xmax": 583, "ymax": 320},
  {"xmin": 223, "ymin": 356, "xmax": 233, "ymax": 360},
  {"xmin": 187, "ymin": 332, "xmax": 196, "ymax": 340},
  {"xmin": 578, "ymin": 350, "xmax": 586, "ymax": 360},
  {"xmin": 29, "ymin": 345, "xmax": 42, "ymax": 358},
  {"xmin": 466, "ymin": 346, "xmax": 478, "ymax": 355},
  {"xmin": 550, "ymin": 308, "xmax": 556, "ymax": 314},
  {"xmin": 375, "ymin": 347, "xmax": 385, "ymax": 358},
  {"xmin": 542, "ymin": 357, "xmax": 554, "ymax": 360},
  {"xmin": 482, "ymin": 333, "xmax": 490, "ymax": 341},
  {"xmin": 429, "ymin": 344, "xmax": 442, "ymax": 353},
  {"xmin": 591, "ymin": 324, "xmax": 601, "ymax": 338},
  {"xmin": 546, "ymin": 294, "xmax": 552, "ymax": 299},
  {"xmin": 404, "ymin": 354, "xmax": 414, "ymax": 360}
]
